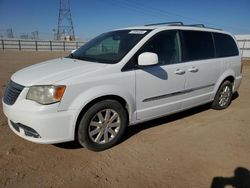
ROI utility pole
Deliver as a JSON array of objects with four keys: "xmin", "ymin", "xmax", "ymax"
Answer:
[{"xmin": 56, "ymin": 0, "xmax": 75, "ymax": 41}]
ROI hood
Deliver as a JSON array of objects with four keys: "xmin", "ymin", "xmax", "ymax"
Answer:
[{"xmin": 11, "ymin": 58, "xmax": 108, "ymax": 86}]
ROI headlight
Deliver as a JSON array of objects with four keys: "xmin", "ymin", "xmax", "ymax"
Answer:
[{"xmin": 26, "ymin": 85, "xmax": 66, "ymax": 105}]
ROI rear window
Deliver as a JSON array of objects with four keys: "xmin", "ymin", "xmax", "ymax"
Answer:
[
  {"xmin": 182, "ymin": 30, "xmax": 215, "ymax": 61},
  {"xmin": 213, "ymin": 33, "xmax": 239, "ymax": 58}
]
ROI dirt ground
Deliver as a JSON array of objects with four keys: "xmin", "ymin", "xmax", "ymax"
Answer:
[{"xmin": 0, "ymin": 51, "xmax": 250, "ymax": 188}]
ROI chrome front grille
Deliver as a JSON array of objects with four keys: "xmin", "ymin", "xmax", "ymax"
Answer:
[{"xmin": 3, "ymin": 81, "xmax": 24, "ymax": 105}]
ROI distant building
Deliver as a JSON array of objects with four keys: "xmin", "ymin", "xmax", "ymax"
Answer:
[
  {"xmin": 31, "ymin": 31, "xmax": 39, "ymax": 40},
  {"xmin": 20, "ymin": 34, "xmax": 29, "ymax": 39},
  {"xmin": 6, "ymin": 28, "xmax": 14, "ymax": 38}
]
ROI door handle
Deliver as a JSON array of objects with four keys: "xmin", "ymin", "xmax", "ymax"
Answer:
[
  {"xmin": 188, "ymin": 67, "xmax": 199, "ymax": 73},
  {"xmin": 175, "ymin": 69, "xmax": 185, "ymax": 75}
]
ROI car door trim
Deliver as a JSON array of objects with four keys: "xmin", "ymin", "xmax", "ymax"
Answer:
[{"xmin": 142, "ymin": 83, "xmax": 215, "ymax": 102}]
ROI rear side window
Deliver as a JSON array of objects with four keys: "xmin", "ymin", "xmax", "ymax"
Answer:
[
  {"xmin": 213, "ymin": 33, "xmax": 239, "ymax": 57},
  {"xmin": 182, "ymin": 30, "xmax": 215, "ymax": 61}
]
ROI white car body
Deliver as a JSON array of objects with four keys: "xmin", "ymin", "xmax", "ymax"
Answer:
[{"xmin": 2, "ymin": 24, "xmax": 242, "ymax": 144}]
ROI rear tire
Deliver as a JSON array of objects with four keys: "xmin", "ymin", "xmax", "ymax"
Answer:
[
  {"xmin": 211, "ymin": 80, "xmax": 233, "ymax": 110},
  {"xmin": 77, "ymin": 100, "xmax": 127, "ymax": 151}
]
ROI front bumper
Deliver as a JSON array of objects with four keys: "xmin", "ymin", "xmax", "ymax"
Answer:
[{"xmin": 2, "ymin": 97, "xmax": 78, "ymax": 144}]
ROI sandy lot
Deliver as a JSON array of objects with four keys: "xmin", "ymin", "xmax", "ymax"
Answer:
[{"xmin": 0, "ymin": 51, "xmax": 250, "ymax": 188}]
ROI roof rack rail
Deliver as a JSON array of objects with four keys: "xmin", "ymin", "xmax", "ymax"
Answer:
[
  {"xmin": 144, "ymin": 22, "xmax": 222, "ymax": 31},
  {"xmin": 145, "ymin": 22, "xmax": 184, "ymax": 26},
  {"xmin": 188, "ymin": 24, "xmax": 205, "ymax": 27},
  {"xmin": 187, "ymin": 24, "xmax": 222, "ymax": 31},
  {"xmin": 206, "ymin": 27, "xmax": 222, "ymax": 31}
]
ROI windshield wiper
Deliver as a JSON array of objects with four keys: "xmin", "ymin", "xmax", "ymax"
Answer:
[
  {"xmin": 67, "ymin": 54, "xmax": 102, "ymax": 63},
  {"xmin": 80, "ymin": 57, "xmax": 100, "ymax": 63},
  {"xmin": 67, "ymin": 53, "xmax": 81, "ymax": 60}
]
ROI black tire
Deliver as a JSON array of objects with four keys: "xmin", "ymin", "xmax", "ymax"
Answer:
[
  {"xmin": 211, "ymin": 80, "xmax": 233, "ymax": 110},
  {"xmin": 77, "ymin": 100, "xmax": 128, "ymax": 151}
]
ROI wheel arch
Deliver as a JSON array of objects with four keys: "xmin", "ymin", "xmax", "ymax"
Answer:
[
  {"xmin": 222, "ymin": 75, "xmax": 234, "ymax": 83},
  {"xmin": 74, "ymin": 95, "xmax": 131, "ymax": 140},
  {"xmin": 212, "ymin": 70, "xmax": 235, "ymax": 99}
]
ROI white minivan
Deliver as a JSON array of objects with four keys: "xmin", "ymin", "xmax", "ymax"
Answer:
[{"xmin": 3, "ymin": 22, "xmax": 242, "ymax": 151}]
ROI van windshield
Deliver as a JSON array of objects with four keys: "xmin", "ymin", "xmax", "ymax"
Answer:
[{"xmin": 68, "ymin": 30, "xmax": 151, "ymax": 64}]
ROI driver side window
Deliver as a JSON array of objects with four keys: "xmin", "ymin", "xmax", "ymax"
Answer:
[{"xmin": 139, "ymin": 30, "xmax": 181, "ymax": 65}]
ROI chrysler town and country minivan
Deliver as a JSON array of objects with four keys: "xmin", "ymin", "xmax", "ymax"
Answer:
[{"xmin": 2, "ymin": 22, "xmax": 242, "ymax": 151}]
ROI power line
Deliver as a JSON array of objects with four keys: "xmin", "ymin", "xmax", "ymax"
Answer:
[
  {"xmin": 101, "ymin": 0, "xmax": 249, "ymax": 32},
  {"xmin": 115, "ymin": 0, "xmax": 178, "ymax": 20},
  {"xmin": 99, "ymin": 0, "xmax": 167, "ymax": 21},
  {"xmin": 125, "ymin": 0, "xmax": 239, "ymax": 30}
]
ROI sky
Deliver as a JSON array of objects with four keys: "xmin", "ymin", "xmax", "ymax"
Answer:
[{"xmin": 0, "ymin": 0, "xmax": 250, "ymax": 40}]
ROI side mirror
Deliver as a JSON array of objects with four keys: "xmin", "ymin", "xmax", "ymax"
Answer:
[
  {"xmin": 138, "ymin": 52, "xmax": 158, "ymax": 66},
  {"xmin": 71, "ymin": 49, "xmax": 77, "ymax": 54}
]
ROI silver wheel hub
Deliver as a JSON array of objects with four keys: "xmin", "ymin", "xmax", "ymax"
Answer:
[
  {"xmin": 88, "ymin": 109, "xmax": 121, "ymax": 144},
  {"xmin": 218, "ymin": 85, "xmax": 231, "ymax": 107}
]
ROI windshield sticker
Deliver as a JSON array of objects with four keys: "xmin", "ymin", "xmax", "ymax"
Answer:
[{"xmin": 129, "ymin": 30, "xmax": 147, "ymax": 34}]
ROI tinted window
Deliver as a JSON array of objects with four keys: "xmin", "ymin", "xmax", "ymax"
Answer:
[
  {"xmin": 85, "ymin": 36, "xmax": 120, "ymax": 55},
  {"xmin": 182, "ymin": 30, "xmax": 215, "ymax": 61},
  {"xmin": 139, "ymin": 30, "xmax": 181, "ymax": 65},
  {"xmin": 213, "ymin": 33, "xmax": 239, "ymax": 57},
  {"xmin": 71, "ymin": 30, "xmax": 151, "ymax": 64}
]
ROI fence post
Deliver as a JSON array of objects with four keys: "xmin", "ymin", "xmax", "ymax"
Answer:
[
  {"xmin": 63, "ymin": 41, "xmax": 65, "ymax": 51},
  {"xmin": 242, "ymin": 40, "xmax": 246, "ymax": 57},
  {"xmin": 50, "ymin": 41, "xmax": 52, "ymax": 51},
  {"xmin": 18, "ymin": 40, "xmax": 21, "ymax": 51},
  {"xmin": 2, "ymin": 40, "xmax": 4, "ymax": 51},
  {"xmin": 35, "ymin": 40, "xmax": 38, "ymax": 51}
]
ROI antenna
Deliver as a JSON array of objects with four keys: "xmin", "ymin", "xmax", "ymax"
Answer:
[{"xmin": 56, "ymin": 0, "xmax": 75, "ymax": 41}]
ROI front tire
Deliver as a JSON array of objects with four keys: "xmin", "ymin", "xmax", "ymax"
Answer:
[
  {"xmin": 77, "ymin": 100, "xmax": 128, "ymax": 151},
  {"xmin": 211, "ymin": 80, "xmax": 233, "ymax": 110}
]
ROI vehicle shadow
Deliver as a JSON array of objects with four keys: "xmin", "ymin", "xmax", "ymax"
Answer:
[
  {"xmin": 121, "ymin": 102, "xmax": 212, "ymax": 143},
  {"xmin": 142, "ymin": 65, "xmax": 168, "ymax": 80},
  {"xmin": 53, "ymin": 103, "xmax": 212, "ymax": 150},
  {"xmin": 122, "ymin": 92, "xmax": 239, "ymax": 143},
  {"xmin": 211, "ymin": 167, "xmax": 250, "ymax": 188},
  {"xmin": 53, "ymin": 140, "xmax": 83, "ymax": 149},
  {"xmin": 54, "ymin": 92, "xmax": 239, "ymax": 150}
]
